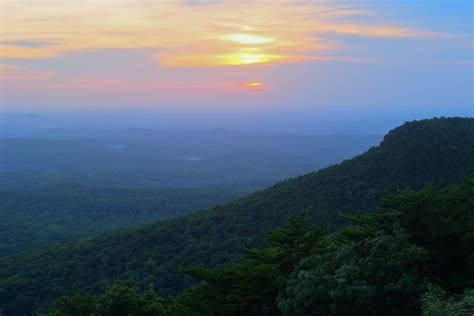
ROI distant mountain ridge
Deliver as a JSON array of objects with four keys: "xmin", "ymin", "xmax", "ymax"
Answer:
[{"xmin": 1, "ymin": 117, "xmax": 473, "ymax": 315}]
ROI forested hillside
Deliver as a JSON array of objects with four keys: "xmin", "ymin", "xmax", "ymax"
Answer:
[
  {"xmin": 1, "ymin": 117, "xmax": 473, "ymax": 314},
  {"xmin": 46, "ymin": 176, "xmax": 474, "ymax": 315},
  {"xmin": 0, "ymin": 184, "xmax": 246, "ymax": 255},
  {"xmin": 0, "ymin": 131, "xmax": 380, "ymax": 257}
]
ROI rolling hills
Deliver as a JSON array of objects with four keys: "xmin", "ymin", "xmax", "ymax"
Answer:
[
  {"xmin": 0, "ymin": 132, "xmax": 380, "ymax": 255},
  {"xmin": 0, "ymin": 184, "xmax": 247, "ymax": 255},
  {"xmin": 1, "ymin": 117, "xmax": 473, "ymax": 315}
]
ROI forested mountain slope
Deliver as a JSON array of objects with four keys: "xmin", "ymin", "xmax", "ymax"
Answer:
[
  {"xmin": 0, "ymin": 184, "xmax": 246, "ymax": 255},
  {"xmin": 1, "ymin": 117, "xmax": 473, "ymax": 315},
  {"xmin": 45, "ymin": 176, "xmax": 474, "ymax": 315}
]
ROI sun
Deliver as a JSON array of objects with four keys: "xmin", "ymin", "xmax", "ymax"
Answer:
[
  {"xmin": 222, "ymin": 52, "xmax": 282, "ymax": 65},
  {"xmin": 222, "ymin": 34, "xmax": 275, "ymax": 44},
  {"xmin": 244, "ymin": 82, "xmax": 262, "ymax": 87}
]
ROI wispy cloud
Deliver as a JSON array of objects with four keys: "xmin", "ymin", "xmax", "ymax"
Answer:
[
  {"xmin": 231, "ymin": 81, "xmax": 269, "ymax": 92},
  {"xmin": 0, "ymin": 40, "xmax": 53, "ymax": 48},
  {"xmin": 0, "ymin": 45, "xmax": 59, "ymax": 58},
  {"xmin": 0, "ymin": 64, "xmax": 55, "ymax": 81},
  {"xmin": 1, "ymin": 0, "xmax": 441, "ymax": 67}
]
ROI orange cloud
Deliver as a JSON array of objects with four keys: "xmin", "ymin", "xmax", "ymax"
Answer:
[
  {"xmin": 1, "ymin": 1, "xmax": 439, "ymax": 67},
  {"xmin": 0, "ymin": 45, "xmax": 59, "ymax": 59},
  {"xmin": 315, "ymin": 24, "xmax": 437, "ymax": 38},
  {"xmin": 232, "ymin": 81, "xmax": 269, "ymax": 92},
  {"xmin": 158, "ymin": 51, "xmax": 293, "ymax": 67}
]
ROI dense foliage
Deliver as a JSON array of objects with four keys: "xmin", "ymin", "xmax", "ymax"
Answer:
[
  {"xmin": 0, "ymin": 183, "xmax": 245, "ymax": 255},
  {"xmin": 277, "ymin": 176, "xmax": 474, "ymax": 315},
  {"xmin": 42, "ymin": 284, "xmax": 195, "ymax": 316},
  {"xmin": 176, "ymin": 177, "xmax": 473, "ymax": 315},
  {"xmin": 0, "ymin": 117, "xmax": 473, "ymax": 314},
  {"xmin": 45, "ymin": 176, "xmax": 474, "ymax": 315},
  {"xmin": 421, "ymin": 286, "xmax": 474, "ymax": 316}
]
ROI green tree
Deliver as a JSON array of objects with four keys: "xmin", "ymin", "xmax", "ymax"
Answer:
[
  {"xmin": 179, "ymin": 212, "xmax": 324, "ymax": 315},
  {"xmin": 46, "ymin": 294, "xmax": 96, "ymax": 316},
  {"xmin": 383, "ymin": 178, "xmax": 474, "ymax": 291},
  {"xmin": 278, "ymin": 232, "xmax": 429, "ymax": 315},
  {"xmin": 421, "ymin": 285, "xmax": 474, "ymax": 316},
  {"xmin": 277, "ymin": 175, "xmax": 474, "ymax": 315},
  {"xmin": 96, "ymin": 284, "xmax": 142, "ymax": 316}
]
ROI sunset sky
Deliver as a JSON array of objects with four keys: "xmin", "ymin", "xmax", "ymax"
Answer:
[{"xmin": 0, "ymin": 0, "xmax": 472, "ymax": 131}]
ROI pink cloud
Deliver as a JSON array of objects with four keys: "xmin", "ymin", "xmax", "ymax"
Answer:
[{"xmin": 0, "ymin": 64, "xmax": 55, "ymax": 81}]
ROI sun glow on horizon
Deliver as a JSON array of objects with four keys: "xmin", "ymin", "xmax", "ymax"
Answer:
[
  {"xmin": 222, "ymin": 52, "xmax": 284, "ymax": 65},
  {"xmin": 233, "ymin": 81, "xmax": 268, "ymax": 92},
  {"xmin": 245, "ymin": 82, "xmax": 262, "ymax": 87}
]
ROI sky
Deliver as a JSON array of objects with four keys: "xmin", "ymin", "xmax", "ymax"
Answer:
[{"xmin": 0, "ymin": 0, "xmax": 473, "ymax": 133}]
